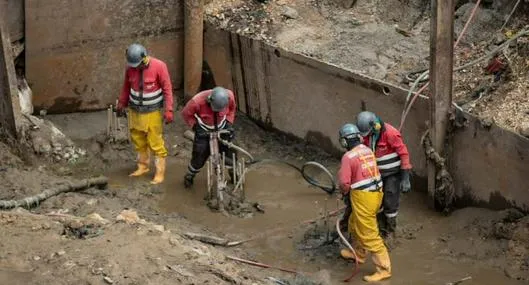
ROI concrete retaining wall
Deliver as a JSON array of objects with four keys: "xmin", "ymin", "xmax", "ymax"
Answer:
[
  {"xmin": 25, "ymin": 0, "xmax": 183, "ymax": 113},
  {"xmin": 204, "ymin": 25, "xmax": 529, "ymax": 211},
  {"xmin": 7, "ymin": 0, "xmax": 24, "ymax": 42}
]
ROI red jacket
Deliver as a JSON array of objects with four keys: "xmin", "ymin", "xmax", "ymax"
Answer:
[
  {"xmin": 119, "ymin": 57, "xmax": 173, "ymax": 112},
  {"xmin": 362, "ymin": 122, "xmax": 412, "ymax": 177},
  {"xmin": 338, "ymin": 144, "xmax": 383, "ymax": 195},
  {"xmin": 181, "ymin": 89, "xmax": 236, "ymax": 130}
]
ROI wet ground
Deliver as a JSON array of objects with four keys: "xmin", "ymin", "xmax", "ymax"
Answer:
[
  {"xmin": 107, "ymin": 156, "xmax": 526, "ymax": 284},
  {"xmin": 1, "ymin": 110, "xmax": 524, "ymax": 284}
]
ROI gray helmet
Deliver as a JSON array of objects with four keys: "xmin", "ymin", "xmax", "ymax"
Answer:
[
  {"xmin": 126, "ymin": 43, "xmax": 147, "ymax": 68},
  {"xmin": 339, "ymin": 123, "xmax": 361, "ymax": 149},
  {"xmin": 356, "ymin": 111, "xmax": 377, "ymax": 136},
  {"xmin": 208, "ymin": 87, "xmax": 229, "ymax": 112}
]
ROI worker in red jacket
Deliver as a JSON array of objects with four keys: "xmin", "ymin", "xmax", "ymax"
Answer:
[
  {"xmin": 181, "ymin": 87, "xmax": 237, "ymax": 188},
  {"xmin": 117, "ymin": 43, "xmax": 174, "ymax": 185},
  {"xmin": 337, "ymin": 123, "xmax": 391, "ymax": 282},
  {"xmin": 355, "ymin": 111, "xmax": 412, "ymax": 238}
]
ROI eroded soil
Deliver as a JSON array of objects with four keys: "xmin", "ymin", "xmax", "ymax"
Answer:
[{"xmin": 206, "ymin": 0, "xmax": 529, "ymax": 134}]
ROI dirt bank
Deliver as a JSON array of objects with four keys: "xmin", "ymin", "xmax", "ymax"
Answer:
[
  {"xmin": 206, "ymin": 0, "xmax": 529, "ymax": 134},
  {"xmin": 0, "ymin": 110, "xmax": 528, "ymax": 284}
]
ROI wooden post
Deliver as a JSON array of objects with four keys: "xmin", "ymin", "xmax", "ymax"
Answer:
[
  {"xmin": 0, "ymin": 12, "xmax": 17, "ymax": 138},
  {"xmin": 428, "ymin": 0, "xmax": 455, "ymax": 208},
  {"xmin": 183, "ymin": 0, "xmax": 204, "ymax": 102}
]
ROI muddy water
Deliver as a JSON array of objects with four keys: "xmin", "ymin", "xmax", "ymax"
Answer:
[{"xmin": 111, "ymin": 159, "xmax": 524, "ymax": 285}]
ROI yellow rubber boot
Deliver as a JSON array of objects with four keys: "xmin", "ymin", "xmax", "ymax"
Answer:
[
  {"xmin": 150, "ymin": 157, "xmax": 166, "ymax": 184},
  {"xmin": 363, "ymin": 250, "xmax": 392, "ymax": 282},
  {"xmin": 340, "ymin": 247, "xmax": 366, "ymax": 264},
  {"xmin": 129, "ymin": 152, "xmax": 150, "ymax": 177}
]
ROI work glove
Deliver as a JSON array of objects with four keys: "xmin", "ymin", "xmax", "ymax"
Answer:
[
  {"xmin": 400, "ymin": 169, "xmax": 412, "ymax": 193},
  {"xmin": 164, "ymin": 110, "xmax": 174, "ymax": 124},
  {"xmin": 116, "ymin": 101, "xmax": 126, "ymax": 117}
]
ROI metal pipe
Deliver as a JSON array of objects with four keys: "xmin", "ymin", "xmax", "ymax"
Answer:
[
  {"xmin": 183, "ymin": 0, "xmax": 204, "ymax": 102},
  {"xmin": 232, "ymin": 153, "xmax": 237, "ymax": 189},
  {"xmin": 207, "ymin": 160, "xmax": 211, "ymax": 199}
]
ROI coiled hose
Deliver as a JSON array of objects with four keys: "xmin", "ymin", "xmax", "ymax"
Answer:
[{"xmin": 217, "ymin": 132, "xmax": 337, "ymax": 194}]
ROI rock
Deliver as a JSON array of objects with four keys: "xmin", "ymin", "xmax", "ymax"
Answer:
[
  {"xmin": 518, "ymin": 123, "xmax": 529, "ymax": 138},
  {"xmin": 152, "ymin": 225, "xmax": 165, "ymax": 232},
  {"xmin": 86, "ymin": 213, "xmax": 109, "ymax": 225},
  {"xmin": 57, "ymin": 250, "xmax": 66, "ymax": 256},
  {"xmin": 33, "ymin": 256, "xmax": 41, "ymax": 261},
  {"xmin": 103, "ymin": 276, "xmax": 114, "ymax": 284},
  {"xmin": 116, "ymin": 210, "xmax": 145, "ymax": 224},
  {"xmin": 282, "ymin": 6, "xmax": 299, "ymax": 19}
]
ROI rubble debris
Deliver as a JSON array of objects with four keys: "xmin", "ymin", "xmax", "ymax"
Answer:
[
  {"xmin": 116, "ymin": 209, "xmax": 145, "ymax": 225},
  {"xmin": 103, "ymin": 276, "xmax": 114, "ymax": 284},
  {"xmin": 518, "ymin": 122, "xmax": 529, "ymax": 138},
  {"xmin": 281, "ymin": 6, "xmax": 299, "ymax": 19}
]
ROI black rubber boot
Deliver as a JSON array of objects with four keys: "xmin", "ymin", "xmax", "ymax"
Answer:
[
  {"xmin": 386, "ymin": 216, "xmax": 397, "ymax": 235},
  {"xmin": 377, "ymin": 212, "xmax": 388, "ymax": 238},
  {"xmin": 184, "ymin": 173, "xmax": 194, "ymax": 188}
]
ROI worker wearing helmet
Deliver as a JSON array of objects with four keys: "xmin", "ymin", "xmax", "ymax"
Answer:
[
  {"xmin": 337, "ymin": 123, "xmax": 391, "ymax": 282},
  {"xmin": 117, "ymin": 43, "xmax": 174, "ymax": 185},
  {"xmin": 181, "ymin": 86, "xmax": 237, "ymax": 188},
  {"xmin": 355, "ymin": 111, "xmax": 412, "ymax": 238}
]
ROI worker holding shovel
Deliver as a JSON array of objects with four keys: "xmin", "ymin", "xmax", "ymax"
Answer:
[
  {"xmin": 117, "ymin": 43, "xmax": 174, "ymax": 185},
  {"xmin": 337, "ymin": 123, "xmax": 392, "ymax": 282}
]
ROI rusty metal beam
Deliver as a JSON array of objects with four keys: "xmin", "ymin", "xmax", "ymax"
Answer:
[
  {"xmin": 183, "ymin": 0, "xmax": 204, "ymax": 102},
  {"xmin": 428, "ymin": 0, "xmax": 455, "ymax": 208},
  {"xmin": 0, "ymin": 8, "xmax": 18, "ymax": 137}
]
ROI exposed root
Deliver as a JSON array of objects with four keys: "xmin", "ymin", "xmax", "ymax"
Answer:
[{"xmin": 421, "ymin": 131, "xmax": 455, "ymax": 213}]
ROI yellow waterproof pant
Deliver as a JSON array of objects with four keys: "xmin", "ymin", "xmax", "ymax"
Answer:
[
  {"xmin": 349, "ymin": 190, "xmax": 387, "ymax": 254},
  {"xmin": 128, "ymin": 109, "xmax": 168, "ymax": 157}
]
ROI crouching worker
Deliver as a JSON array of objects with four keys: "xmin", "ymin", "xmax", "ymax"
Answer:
[
  {"xmin": 117, "ymin": 43, "xmax": 174, "ymax": 185},
  {"xmin": 337, "ymin": 123, "xmax": 392, "ymax": 282},
  {"xmin": 181, "ymin": 87, "xmax": 237, "ymax": 188}
]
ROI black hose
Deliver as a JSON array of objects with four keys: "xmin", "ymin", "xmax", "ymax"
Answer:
[{"xmin": 246, "ymin": 158, "xmax": 337, "ymax": 195}]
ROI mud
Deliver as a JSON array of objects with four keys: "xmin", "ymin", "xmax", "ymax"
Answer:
[{"xmin": 0, "ymin": 110, "xmax": 527, "ymax": 284}]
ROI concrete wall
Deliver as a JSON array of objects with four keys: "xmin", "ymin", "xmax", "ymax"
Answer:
[
  {"xmin": 7, "ymin": 0, "xmax": 24, "ymax": 42},
  {"xmin": 25, "ymin": 0, "xmax": 183, "ymax": 113},
  {"xmin": 204, "ymin": 25, "xmax": 529, "ymax": 211}
]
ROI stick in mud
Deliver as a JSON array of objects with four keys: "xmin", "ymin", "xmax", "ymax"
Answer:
[
  {"xmin": 107, "ymin": 106, "xmax": 112, "ymax": 137},
  {"xmin": 0, "ymin": 176, "xmax": 108, "ymax": 210},
  {"xmin": 226, "ymin": 255, "xmax": 299, "ymax": 274},
  {"xmin": 183, "ymin": 232, "xmax": 245, "ymax": 247}
]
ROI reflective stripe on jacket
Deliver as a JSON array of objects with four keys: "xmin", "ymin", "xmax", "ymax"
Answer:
[
  {"xmin": 338, "ymin": 144, "xmax": 383, "ymax": 194},
  {"xmin": 181, "ymin": 89, "xmax": 236, "ymax": 130},
  {"xmin": 119, "ymin": 57, "xmax": 174, "ymax": 113},
  {"xmin": 362, "ymin": 123, "xmax": 412, "ymax": 177}
]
